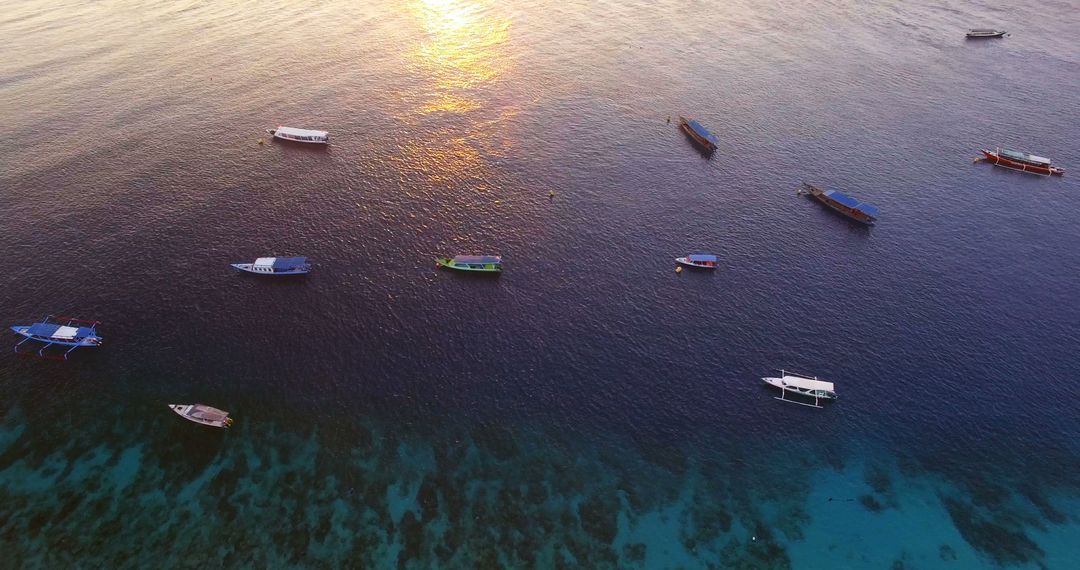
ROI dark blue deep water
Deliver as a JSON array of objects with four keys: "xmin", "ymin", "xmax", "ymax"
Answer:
[{"xmin": 2, "ymin": 0, "xmax": 1080, "ymax": 567}]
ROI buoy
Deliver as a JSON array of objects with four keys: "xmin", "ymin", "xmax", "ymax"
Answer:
[
  {"xmin": 257, "ymin": 139, "xmax": 265, "ymax": 145},
  {"xmin": 666, "ymin": 116, "xmax": 671, "ymax": 124},
  {"xmin": 548, "ymin": 191, "xmax": 555, "ymax": 199},
  {"xmin": 675, "ymin": 266, "xmax": 683, "ymax": 274},
  {"xmin": 495, "ymin": 200, "xmax": 502, "ymax": 205}
]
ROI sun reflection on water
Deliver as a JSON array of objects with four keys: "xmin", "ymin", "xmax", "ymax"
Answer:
[{"xmin": 409, "ymin": 0, "xmax": 512, "ymax": 114}]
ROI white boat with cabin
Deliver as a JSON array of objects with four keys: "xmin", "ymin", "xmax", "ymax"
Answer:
[
  {"xmin": 762, "ymin": 370, "xmax": 837, "ymax": 408},
  {"xmin": 268, "ymin": 126, "xmax": 329, "ymax": 144},
  {"xmin": 231, "ymin": 256, "xmax": 311, "ymax": 275},
  {"xmin": 169, "ymin": 404, "xmax": 233, "ymax": 428}
]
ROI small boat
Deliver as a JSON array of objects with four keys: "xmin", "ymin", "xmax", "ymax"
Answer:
[
  {"xmin": 675, "ymin": 254, "xmax": 719, "ymax": 269},
  {"xmin": 231, "ymin": 256, "xmax": 311, "ymax": 275},
  {"xmin": 169, "ymin": 404, "xmax": 233, "ymax": 428},
  {"xmin": 966, "ymin": 29, "xmax": 1007, "ymax": 38},
  {"xmin": 436, "ymin": 255, "xmax": 502, "ymax": 273},
  {"xmin": 762, "ymin": 370, "xmax": 837, "ymax": 408},
  {"xmin": 801, "ymin": 183, "xmax": 879, "ymax": 225},
  {"xmin": 677, "ymin": 116, "xmax": 719, "ymax": 152},
  {"xmin": 11, "ymin": 315, "xmax": 102, "ymax": 360},
  {"xmin": 979, "ymin": 148, "xmax": 1064, "ymax": 177},
  {"xmin": 267, "ymin": 126, "xmax": 329, "ymax": 144}
]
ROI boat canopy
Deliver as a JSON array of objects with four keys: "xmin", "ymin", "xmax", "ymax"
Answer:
[
  {"xmin": 1000, "ymin": 149, "xmax": 1050, "ymax": 165},
  {"xmin": 824, "ymin": 189, "xmax": 879, "ymax": 218},
  {"xmin": 276, "ymin": 127, "xmax": 328, "ymax": 139},
  {"xmin": 26, "ymin": 323, "xmax": 90, "ymax": 339},
  {"xmin": 271, "ymin": 256, "xmax": 307, "ymax": 269},
  {"xmin": 782, "ymin": 375, "xmax": 834, "ymax": 392},
  {"xmin": 686, "ymin": 120, "xmax": 719, "ymax": 145},
  {"xmin": 454, "ymin": 255, "xmax": 501, "ymax": 264},
  {"xmin": 688, "ymin": 254, "xmax": 717, "ymax": 262}
]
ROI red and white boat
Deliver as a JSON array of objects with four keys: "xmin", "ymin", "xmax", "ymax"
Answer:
[{"xmin": 980, "ymin": 148, "xmax": 1064, "ymax": 177}]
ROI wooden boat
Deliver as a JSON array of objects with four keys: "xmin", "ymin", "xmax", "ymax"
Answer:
[
  {"xmin": 762, "ymin": 370, "xmax": 837, "ymax": 408},
  {"xmin": 268, "ymin": 126, "xmax": 329, "ymax": 144},
  {"xmin": 675, "ymin": 254, "xmax": 718, "ymax": 269},
  {"xmin": 677, "ymin": 116, "xmax": 719, "ymax": 152},
  {"xmin": 966, "ymin": 29, "xmax": 1007, "ymax": 38},
  {"xmin": 231, "ymin": 256, "xmax": 311, "ymax": 275},
  {"xmin": 979, "ymin": 148, "xmax": 1064, "ymax": 176},
  {"xmin": 801, "ymin": 183, "xmax": 879, "ymax": 225},
  {"xmin": 11, "ymin": 315, "xmax": 102, "ymax": 360},
  {"xmin": 169, "ymin": 404, "xmax": 233, "ymax": 428},
  {"xmin": 436, "ymin": 255, "xmax": 502, "ymax": 273}
]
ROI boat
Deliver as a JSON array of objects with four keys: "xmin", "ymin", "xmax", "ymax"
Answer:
[
  {"xmin": 11, "ymin": 315, "xmax": 102, "ymax": 360},
  {"xmin": 267, "ymin": 126, "xmax": 329, "ymax": 144},
  {"xmin": 231, "ymin": 256, "xmax": 311, "ymax": 275},
  {"xmin": 436, "ymin": 255, "xmax": 502, "ymax": 273},
  {"xmin": 675, "ymin": 254, "xmax": 719, "ymax": 269},
  {"xmin": 762, "ymin": 370, "xmax": 837, "ymax": 408},
  {"xmin": 979, "ymin": 148, "xmax": 1064, "ymax": 176},
  {"xmin": 800, "ymin": 183, "xmax": 879, "ymax": 225},
  {"xmin": 168, "ymin": 404, "xmax": 233, "ymax": 428},
  {"xmin": 677, "ymin": 116, "xmax": 719, "ymax": 152},
  {"xmin": 966, "ymin": 29, "xmax": 1007, "ymax": 38}
]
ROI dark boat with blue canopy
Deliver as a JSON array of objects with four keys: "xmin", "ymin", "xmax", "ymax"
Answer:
[
  {"xmin": 801, "ymin": 183, "xmax": 879, "ymax": 225},
  {"xmin": 436, "ymin": 255, "xmax": 502, "ymax": 273},
  {"xmin": 675, "ymin": 254, "xmax": 719, "ymax": 269},
  {"xmin": 231, "ymin": 256, "xmax": 311, "ymax": 275},
  {"xmin": 11, "ymin": 315, "xmax": 103, "ymax": 360},
  {"xmin": 678, "ymin": 116, "xmax": 719, "ymax": 152}
]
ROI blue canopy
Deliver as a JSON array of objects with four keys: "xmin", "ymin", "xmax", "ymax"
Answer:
[
  {"xmin": 687, "ymin": 120, "xmax": 719, "ymax": 145},
  {"xmin": 27, "ymin": 323, "xmax": 61, "ymax": 336},
  {"xmin": 272, "ymin": 257, "xmax": 307, "ymax": 269},
  {"xmin": 824, "ymin": 190, "xmax": 878, "ymax": 218},
  {"xmin": 688, "ymin": 254, "xmax": 717, "ymax": 262}
]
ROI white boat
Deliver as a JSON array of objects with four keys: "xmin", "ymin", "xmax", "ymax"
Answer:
[
  {"xmin": 762, "ymin": 370, "xmax": 837, "ymax": 408},
  {"xmin": 169, "ymin": 404, "xmax": 233, "ymax": 428},
  {"xmin": 231, "ymin": 256, "xmax": 311, "ymax": 275},
  {"xmin": 268, "ymin": 126, "xmax": 329, "ymax": 144}
]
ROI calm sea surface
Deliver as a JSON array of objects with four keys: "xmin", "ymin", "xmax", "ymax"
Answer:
[{"xmin": 2, "ymin": 0, "xmax": 1080, "ymax": 567}]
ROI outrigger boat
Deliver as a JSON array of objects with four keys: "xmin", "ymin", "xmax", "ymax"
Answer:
[
  {"xmin": 675, "ymin": 254, "xmax": 719, "ymax": 269},
  {"xmin": 11, "ymin": 315, "xmax": 102, "ymax": 360},
  {"xmin": 966, "ymin": 29, "xmax": 1007, "ymax": 38},
  {"xmin": 168, "ymin": 404, "xmax": 233, "ymax": 429},
  {"xmin": 677, "ymin": 116, "xmax": 719, "ymax": 152},
  {"xmin": 979, "ymin": 148, "xmax": 1064, "ymax": 176},
  {"xmin": 436, "ymin": 255, "xmax": 502, "ymax": 273},
  {"xmin": 800, "ymin": 183, "xmax": 879, "ymax": 225},
  {"xmin": 762, "ymin": 370, "xmax": 837, "ymax": 408},
  {"xmin": 267, "ymin": 126, "xmax": 329, "ymax": 144},
  {"xmin": 231, "ymin": 256, "xmax": 311, "ymax": 275}
]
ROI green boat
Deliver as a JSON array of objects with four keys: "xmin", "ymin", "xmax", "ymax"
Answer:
[{"xmin": 436, "ymin": 255, "xmax": 502, "ymax": 273}]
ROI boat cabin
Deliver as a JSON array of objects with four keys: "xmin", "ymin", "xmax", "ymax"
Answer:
[
  {"xmin": 999, "ymin": 149, "xmax": 1051, "ymax": 166},
  {"xmin": 453, "ymin": 255, "xmax": 502, "ymax": 270},
  {"xmin": 271, "ymin": 126, "xmax": 329, "ymax": 144},
  {"xmin": 803, "ymin": 184, "xmax": 879, "ymax": 225},
  {"xmin": 676, "ymin": 254, "xmax": 719, "ymax": 269}
]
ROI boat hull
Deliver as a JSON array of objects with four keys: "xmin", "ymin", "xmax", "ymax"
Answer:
[
  {"xmin": 169, "ymin": 404, "xmax": 232, "ymax": 428},
  {"xmin": 268, "ymin": 130, "xmax": 328, "ymax": 144},
  {"xmin": 675, "ymin": 257, "xmax": 717, "ymax": 270},
  {"xmin": 230, "ymin": 263, "xmax": 310, "ymax": 275},
  {"xmin": 980, "ymin": 150, "xmax": 1064, "ymax": 176},
  {"xmin": 762, "ymin": 376, "xmax": 837, "ymax": 400}
]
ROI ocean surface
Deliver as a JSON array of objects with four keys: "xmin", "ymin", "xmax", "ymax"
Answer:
[{"xmin": 2, "ymin": 0, "xmax": 1080, "ymax": 567}]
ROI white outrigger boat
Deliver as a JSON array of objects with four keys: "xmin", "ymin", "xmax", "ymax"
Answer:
[
  {"xmin": 762, "ymin": 370, "xmax": 837, "ymax": 408},
  {"xmin": 168, "ymin": 404, "xmax": 233, "ymax": 428},
  {"xmin": 231, "ymin": 256, "xmax": 311, "ymax": 275},
  {"xmin": 268, "ymin": 126, "xmax": 329, "ymax": 144}
]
